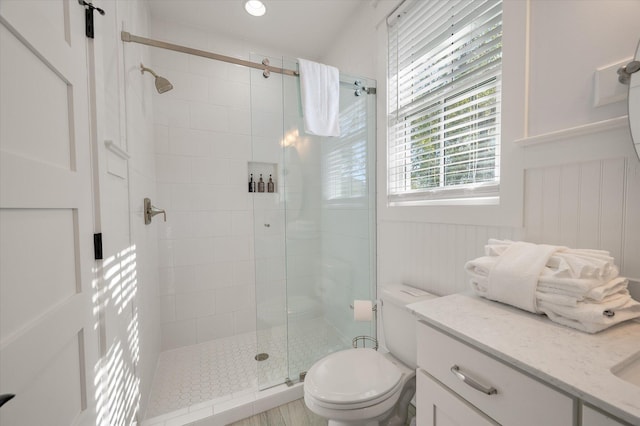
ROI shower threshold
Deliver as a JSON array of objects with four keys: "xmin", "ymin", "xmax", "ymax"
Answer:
[{"xmin": 142, "ymin": 381, "xmax": 303, "ymax": 426}]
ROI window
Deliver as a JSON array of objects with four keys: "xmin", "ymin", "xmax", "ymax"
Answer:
[
  {"xmin": 387, "ymin": 0, "xmax": 502, "ymax": 204},
  {"xmin": 324, "ymin": 93, "xmax": 368, "ymax": 202}
]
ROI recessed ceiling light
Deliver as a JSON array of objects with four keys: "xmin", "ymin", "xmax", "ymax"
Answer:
[{"xmin": 245, "ymin": 0, "xmax": 266, "ymax": 17}]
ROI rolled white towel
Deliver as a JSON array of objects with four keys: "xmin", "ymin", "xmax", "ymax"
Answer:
[
  {"xmin": 465, "ymin": 255, "xmax": 625, "ymax": 303},
  {"xmin": 484, "ymin": 238, "xmax": 512, "ymax": 256},
  {"xmin": 537, "ymin": 287, "xmax": 629, "ymax": 308},
  {"xmin": 465, "ymin": 240, "xmax": 639, "ymax": 332},
  {"xmin": 545, "ymin": 252, "xmax": 618, "ymax": 280},
  {"xmin": 464, "ymin": 256, "xmax": 495, "ymax": 281},
  {"xmin": 541, "ymin": 290, "xmax": 630, "ymax": 322},
  {"xmin": 538, "ymin": 292, "xmax": 640, "ymax": 333},
  {"xmin": 585, "ymin": 277, "xmax": 628, "ymax": 301},
  {"xmin": 537, "ymin": 276, "xmax": 628, "ymax": 302},
  {"xmin": 535, "ymin": 292, "xmax": 581, "ymax": 307},
  {"xmin": 484, "ymin": 239, "xmax": 618, "ymax": 280},
  {"xmin": 483, "ymin": 241, "xmax": 561, "ymax": 313}
]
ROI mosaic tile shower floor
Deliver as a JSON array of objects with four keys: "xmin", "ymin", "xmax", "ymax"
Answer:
[{"xmin": 144, "ymin": 319, "xmax": 347, "ymax": 420}]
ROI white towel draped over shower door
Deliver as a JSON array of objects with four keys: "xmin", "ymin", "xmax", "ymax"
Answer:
[{"xmin": 297, "ymin": 58, "xmax": 341, "ymax": 137}]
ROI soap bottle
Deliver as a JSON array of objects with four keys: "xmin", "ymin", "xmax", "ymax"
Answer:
[
  {"xmin": 258, "ymin": 174, "xmax": 265, "ymax": 192},
  {"xmin": 267, "ymin": 174, "xmax": 274, "ymax": 193},
  {"xmin": 248, "ymin": 173, "xmax": 255, "ymax": 193}
]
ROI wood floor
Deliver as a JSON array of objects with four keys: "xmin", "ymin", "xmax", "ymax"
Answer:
[
  {"xmin": 228, "ymin": 398, "xmax": 327, "ymax": 426},
  {"xmin": 229, "ymin": 398, "xmax": 416, "ymax": 426}
]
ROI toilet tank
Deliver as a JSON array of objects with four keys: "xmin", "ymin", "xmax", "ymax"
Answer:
[{"xmin": 381, "ymin": 285, "xmax": 437, "ymax": 369}]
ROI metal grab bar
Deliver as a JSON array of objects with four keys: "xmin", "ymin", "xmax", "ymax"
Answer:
[{"xmin": 450, "ymin": 365, "xmax": 498, "ymax": 395}]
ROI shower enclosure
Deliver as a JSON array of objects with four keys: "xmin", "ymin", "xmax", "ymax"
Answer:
[
  {"xmin": 140, "ymin": 31, "xmax": 376, "ymax": 418},
  {"xmin": 250, "ymin": 55, "xmax": 377, "ymax": 389}
]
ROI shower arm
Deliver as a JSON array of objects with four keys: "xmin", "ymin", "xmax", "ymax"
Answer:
[{"xmin": 140, "ymin": 64, "xmax": 158, "ymax": 78}]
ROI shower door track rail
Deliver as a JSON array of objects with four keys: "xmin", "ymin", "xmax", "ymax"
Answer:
[
  {"xmin": 121, "ymin": 31, "xmax": 299, "ymax": 77},
  {"xmin": 120, "ymin": 31, "xmax": 377, "ymax": 94}
]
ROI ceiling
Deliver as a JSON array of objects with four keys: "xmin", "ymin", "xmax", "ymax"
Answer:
[{"xmin": 146, "ymin": 0, "xmax": 370, "ymax": 60}]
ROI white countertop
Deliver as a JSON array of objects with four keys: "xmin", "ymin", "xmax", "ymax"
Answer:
[{"xmin": 407, "ymin": 293, "xmax": 640, "ymax": 425}]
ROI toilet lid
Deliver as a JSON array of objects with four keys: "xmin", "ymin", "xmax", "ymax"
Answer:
[{"xmin": 305, "ymin": 348, "xmax": 402, "ymax": 405}]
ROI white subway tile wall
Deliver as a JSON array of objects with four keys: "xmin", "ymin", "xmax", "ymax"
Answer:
[{"xmin": 151, "ymin": 32, "xmax": 259, "ymax": 349}]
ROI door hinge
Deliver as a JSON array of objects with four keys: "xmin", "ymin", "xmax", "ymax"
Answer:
[
  {"xmin": 78, "ymin": 0, "xmax": 105, "ymax": 39},
  {"xmin": 94, "ymin": 233, "xmax": 103, "ymax": 260}
]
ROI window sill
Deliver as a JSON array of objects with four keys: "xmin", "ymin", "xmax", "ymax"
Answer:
[{"xmin": 388, "ymin": 196, "xmax": 499, "ymax": 207}]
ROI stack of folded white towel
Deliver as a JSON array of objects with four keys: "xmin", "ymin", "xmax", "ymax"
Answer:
[{"xmin": 465, "ymin": 239, "xmax": 640, "ymax": 333}]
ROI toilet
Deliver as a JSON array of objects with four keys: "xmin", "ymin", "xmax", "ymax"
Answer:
[{"xmin": 304, "ymin": 285, "xmax": 437, "ymax": 426}]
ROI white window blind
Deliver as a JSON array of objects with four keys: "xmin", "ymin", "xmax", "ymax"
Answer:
[
  {"xmin": 324, "ymin": 95, "xmax": 368, "ymax": 201},
  {"xmin": 387, "ymin": 0, "xmax": 502, "ymax": 203}
]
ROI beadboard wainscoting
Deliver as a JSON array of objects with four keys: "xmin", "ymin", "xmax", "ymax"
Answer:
[
  {"xmin": 524, "ymin": 157, "xmax": 640, "ymax": 279},
  {"xmin": 379, "ymin": 123, "xmax": 640, "ymax": 295},
  {"xmin": 378, "ymin": 222, "xmax": 524, "ymax": 296}
]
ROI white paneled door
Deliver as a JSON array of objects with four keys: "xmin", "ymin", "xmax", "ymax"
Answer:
[{"xmin": 0, "ymin": 1, "xmax": 98, "ymax": 425}]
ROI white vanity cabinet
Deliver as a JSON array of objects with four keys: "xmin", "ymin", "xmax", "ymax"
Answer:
[
  {"xmin": 581, "ymin": 404, "xmax": 628, "ymax": 426},
  {"xmin": 410, "ymin": 294, "xmax": 640, "ymax": 425},
  {"xmin": 416, "ymin": 320, "xmax": 574, "ymax": 426}
]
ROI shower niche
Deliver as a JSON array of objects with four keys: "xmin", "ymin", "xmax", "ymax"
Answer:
[{"xmin": 248, "ymin": 161, "xmax": 277, "ymax": 193}]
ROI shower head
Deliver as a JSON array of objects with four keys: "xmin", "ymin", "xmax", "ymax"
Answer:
[{"xmin": 140, "ymin": 63, "xmax": 173, "ymax": 94}]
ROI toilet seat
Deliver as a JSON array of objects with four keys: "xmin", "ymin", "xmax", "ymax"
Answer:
[{"xmin": 304, "ymin": 348, "xmax": 404, "ymax": 410}]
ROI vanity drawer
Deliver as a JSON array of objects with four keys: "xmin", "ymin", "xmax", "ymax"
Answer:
[
  {"xmin": 417, "ymin": 368, "xmax": 498, "ymax": 426},
  {"xmin": 417, "ymin": 321, "xmax": 574, "ymax": 426}
]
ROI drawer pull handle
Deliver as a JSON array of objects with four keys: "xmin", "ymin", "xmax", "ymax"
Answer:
[{"xmin": 450, "ymin": 365, "xmax": 498, "ymax": 395}]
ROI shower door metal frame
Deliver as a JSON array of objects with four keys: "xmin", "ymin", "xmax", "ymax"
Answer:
[
  {"xmin": 121, "ymin": 31, "xmax": 298, "ymax": 76},
  {"xmin": 121, "ymin": 31, "xmax": 377, "ymax": 96}
]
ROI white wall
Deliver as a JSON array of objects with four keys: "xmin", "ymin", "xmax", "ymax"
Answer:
[
  {"xmin": 92, "ymin": 0, "xmax": 160, "ymax": 421},
  {"xmin": 325, "ymin": 0, "xmax": 640, "ymax": 297},
  {"xmin": 527, "ymin": 0, "xmax": 634, "ymax": 135},
  {"xmin": 121, "ymin": 1, "xmax": 163, "ymax": 417},
  {"xmin": 150, "ymin": 19, "xmax": 253, "ymax": 350}
]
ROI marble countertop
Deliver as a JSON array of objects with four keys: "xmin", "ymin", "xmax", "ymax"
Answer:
[{"xmin": 407, "ymin": 293, "xmax": 640, "ymax": 425}]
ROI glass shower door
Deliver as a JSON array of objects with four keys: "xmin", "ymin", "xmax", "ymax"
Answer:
[
  {"xmin": 251, "ymin": 54, "xmax": 377, "ymax": 389},
  {"xmin": 250, "ymin": 54, "xmax": 288, "ymax": 390},
  {"xmin": 281, "ymin": 60, "xmax": 377, "ymax": 382}
]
